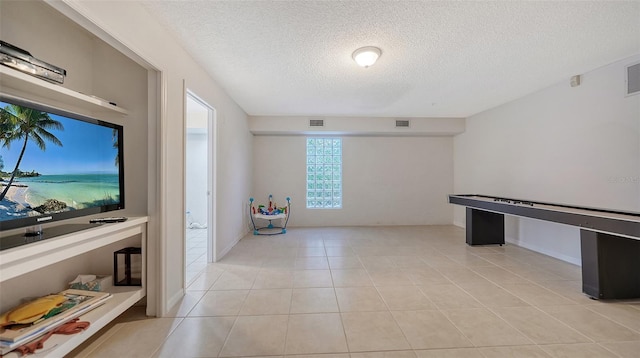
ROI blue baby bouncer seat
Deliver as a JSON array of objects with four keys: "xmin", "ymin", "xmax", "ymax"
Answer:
[{"xmin": 248, "ymin": 195, "xmax": 291, "ymax": 235}]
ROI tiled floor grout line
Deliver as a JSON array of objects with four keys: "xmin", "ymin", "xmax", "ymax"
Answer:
[
  {"xmin": 280, "ymin": 308, "xmax": 292, "ymax": 356},
  {"xmin": 582, "ymin": 304, "xmax": 640, "ymax": 336},
  {"xmin": 417, "ymin": 269, "xmax": 493, "ymax": 351},
  {"xmin": 329, "ymin": 274, "xmax": 352, "ymax": 354},
  {"xmin": 327, "ymin": 235, "xmax": 372, "ymax": 355},
  {"xmin": 146, "ymin": 316, "xmax": 186, "ymax": 358},
  {"xmin": 216, "ymin": 314, "xmax": 241, "ymax": 358},
  {"xmin": 77, "ymin": 319, "xmax": 127, "ymax": 358},
  {"xmin": 596, "ymin": 342, "xmax": 631, "ymax": 358}
]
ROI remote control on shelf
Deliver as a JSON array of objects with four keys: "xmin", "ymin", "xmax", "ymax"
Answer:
[{"xmin": 89, "ymin": 217, "xmax": 128, "ymax": 223}]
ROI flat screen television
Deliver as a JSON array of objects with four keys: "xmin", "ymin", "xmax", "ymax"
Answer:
[{"xmin": 0, "ymin": 95, "xmax": 124, "ymax": 234}]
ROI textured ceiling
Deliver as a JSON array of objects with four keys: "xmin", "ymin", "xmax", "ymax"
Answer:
[{"xmin": 141, "ymin": 1, "xmax": 640, "ymax": 118}]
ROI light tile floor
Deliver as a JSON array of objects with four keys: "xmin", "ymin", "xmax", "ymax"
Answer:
[
  {"xmin": 186, "ymin": 228, "xmax": 208, "ymax": 284},
  {"xmin": 71, "ymin": 226, "xmax": 640, "ymax": 357}
]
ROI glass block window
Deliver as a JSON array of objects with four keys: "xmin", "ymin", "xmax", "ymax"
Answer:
[{"xmin": 306, "ymin": 138, "xmax": 342, "ymax": 209}]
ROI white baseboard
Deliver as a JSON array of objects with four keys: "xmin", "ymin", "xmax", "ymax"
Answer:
[
  {"xmin": 452, "ymin": 219, "xmax": 465, "ymax": 228},
  {"xmin": 216, "ymin": 229, "xmax": 248, "ymax": 261},
  {"xmin": 505, "ymin": 236, "xmax": 581, "ymax": 266},
  {"xmin": 165, "ymin": 289, "xmax": 185, "ymax": 316}
]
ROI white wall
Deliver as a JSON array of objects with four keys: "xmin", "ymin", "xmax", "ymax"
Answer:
[
  {"xmin": 186, "ymin": 131, "xmax": 208, "ymax": 227},
  {"xmin": 186, "ymin": 97, "xmax": 210, "ymax": 229},
  {"xmin": 454, "ymin": 54, "xmax": 640, "ymax": 264},
  {"xmin": 253, "ymin": 135, "xmax": 453, "ymax": 227},
  {"xmin": 59, "ymin": 0, "xmax": 252, "ymax": 315},
  {"xmin": 250, "ymin": 116, "xmax": 465, "ymax": 136}
]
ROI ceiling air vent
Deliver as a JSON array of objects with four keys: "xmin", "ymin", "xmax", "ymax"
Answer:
[
  {"xmin": 395, "ymin": 119, "xmax": 410, "ymax": 128},
  {"xmin": 309, "ymin": 119, "xmax": 324, "ymax": 127},
  {"xmin": 626, "ymin": 62, "xmax": 640, "ymax": 96}
]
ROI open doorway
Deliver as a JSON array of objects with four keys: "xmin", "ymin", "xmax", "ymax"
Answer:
[{"xmin": 185, "ymin": 92, "xmax": 216, "ymax": 284}]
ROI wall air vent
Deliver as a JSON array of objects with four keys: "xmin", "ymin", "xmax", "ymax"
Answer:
[
  {"xmin": 627, "ymin": 62, "xmax": 640, "ymax": 96},
  {"xmin": 395, "ymin": 119, "xmax": 410, "ymax": 128},
  {"xmin": 309, "ymin": 119, "xmax": 324, "ymax": 127}
]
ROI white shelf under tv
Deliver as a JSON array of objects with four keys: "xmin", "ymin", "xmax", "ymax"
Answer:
[
  {"xmin": 0, "ymin": 217, "xmax": 148, "ymax": 282},
  {"xmin": 0, "ymin": 65, "xmax": 129, "ymax": 115},
  {"xmin": 0, "ymin": 217, "xmax": 148, "ymax": 357},
  {"xmin": 2, "ymin": 286, "xmax": 145, "ymax": 358},
  {"xmin": 48, "ymin": 286, "xmax": 145, "ymax": 357}
]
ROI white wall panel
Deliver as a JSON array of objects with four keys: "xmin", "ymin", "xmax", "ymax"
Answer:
[
  {"xmin": 454, "ymin": 54, "xmax": 640, "ymax": 264},
  {"xmin": 253, "ymin": 135, "xmax": 453, "ymax": 226}
]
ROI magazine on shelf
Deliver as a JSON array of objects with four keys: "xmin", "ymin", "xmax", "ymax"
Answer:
[{"xmin": 0, "ymin": 289, "xmax": 110, "ymax": 354}]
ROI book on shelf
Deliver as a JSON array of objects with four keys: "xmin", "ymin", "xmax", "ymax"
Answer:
[{"xmin": 0, "ymin": 289, "xmax": 110, "ymax": 354}]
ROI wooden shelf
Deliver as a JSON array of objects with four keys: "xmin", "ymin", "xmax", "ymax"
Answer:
[
  {"xmin": 0, "ymin": 66, "xmax": 128, "ymax": 115},
  {"xmin": 2, "ymin": 286, "xmax": 145, "ymax": 358}
]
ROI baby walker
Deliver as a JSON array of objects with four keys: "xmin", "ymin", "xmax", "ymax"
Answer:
[{"xmin": 249, "ymin": 195, "xmax": 291, "ymax": 235}]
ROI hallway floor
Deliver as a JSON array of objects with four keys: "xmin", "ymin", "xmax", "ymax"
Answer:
[
  {"xmin": 186, "ymin": 227, "xmax": 208, "ymax": 284},
  {"xmin": 72, "ymin": 226, "xmax": 640, "ymax": 357}
]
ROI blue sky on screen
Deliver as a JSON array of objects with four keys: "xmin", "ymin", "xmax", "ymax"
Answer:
[{"xmin": 0, "ymin": 102, "xmax": 119, "ymax": 175}]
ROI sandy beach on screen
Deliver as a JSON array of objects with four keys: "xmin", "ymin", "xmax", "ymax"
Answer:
[
  {"xmin": 0, "ymin": 184, "xmax": 33, "ymax": 220},
  {"xmin": 0, "ymin": 184, "xmax": 30, "ymax": 207}
]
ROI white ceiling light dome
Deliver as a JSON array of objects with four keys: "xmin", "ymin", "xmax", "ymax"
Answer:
[{"xmin": 352, "ymin": 46, "xmax": 382, "ymax": 68}]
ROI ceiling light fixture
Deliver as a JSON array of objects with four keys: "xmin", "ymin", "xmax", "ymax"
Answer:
[{"xmin": 352, "ymin": 46, "xmax": 381, "ymax": 68}]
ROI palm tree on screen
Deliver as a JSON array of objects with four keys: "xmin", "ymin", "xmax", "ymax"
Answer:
[
  {"xmin": 112, "ymin": 129, "xmax": 119, "ymax": 167},
  {"xmin": 0, "ymin": 104, "xmax": 63, "ymax": 201},
  {"xmin": 0, "ymin": 109, "xmax": 17, "ymax": 145}
]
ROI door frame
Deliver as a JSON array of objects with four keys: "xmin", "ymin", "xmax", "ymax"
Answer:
[{"xmin": 184, "ymin": 89, "xmax": 217, "ymax": 275}]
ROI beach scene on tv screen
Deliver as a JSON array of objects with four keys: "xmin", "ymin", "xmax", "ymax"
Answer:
[{"xmin": 0, "ymin": 101, "xmax": 121, "ymax": 222}]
